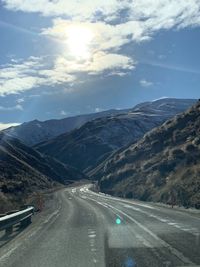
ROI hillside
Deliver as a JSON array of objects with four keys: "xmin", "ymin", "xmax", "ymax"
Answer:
[
  {"xmin": 95, "ymin": 100, "xmax": 200, "ymax": 208},
  {"xmin": 3, "ymin": 109, "xmax": 124, "ymax": 146},
  {"xmin": 0, "ymin": 133, "xmax": 85, "ymax": 211},
  {"xmin": 35, "ymin": 98, "xmax": 196, "ymax": 174}
]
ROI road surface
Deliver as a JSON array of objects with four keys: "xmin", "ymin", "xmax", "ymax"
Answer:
[{"xmin": 0, "ymin": 185, "xmax": 200, "ymax": 267}]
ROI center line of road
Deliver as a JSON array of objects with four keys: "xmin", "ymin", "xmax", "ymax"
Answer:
[{"xmin": 87, "ymin": 228, "xmax": 99, "ymax": 265}]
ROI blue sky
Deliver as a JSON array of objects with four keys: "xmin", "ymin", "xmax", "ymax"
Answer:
[{"xmin": 0, "ymin": 0, "xmax": 200, "ymax": 129}]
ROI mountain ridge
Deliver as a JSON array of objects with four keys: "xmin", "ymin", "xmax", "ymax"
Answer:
[
  {"xmin": 3, "ymin": 98, "xmax": 196, "ymax": 146},
  {"xmin": 35, "ymin": 98, "xmax": 196, "ymax": 174},
  {"xmin": 95, "ymin": 100, "xmax": 200, "ymax": 208},
  {"xmin": 3, "ymin": 109, "xmax": 127, "ymax": 146}
]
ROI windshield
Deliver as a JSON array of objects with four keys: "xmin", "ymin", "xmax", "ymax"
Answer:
[{"xmin": 0, "ymin": 1, "xmax": 200, "ymax": 267}]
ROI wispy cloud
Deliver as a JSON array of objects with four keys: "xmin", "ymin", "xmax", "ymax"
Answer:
[
  {"xmin": 140, "ymin": 79, "xmax": 153, "ymax": 87},
  {"xmin": 95, "ymin": 107, "xmax": 105, "ymax": 113},
  {"xmin": 0, "ymin": 19, "xmax": 38, "ymax": 35},
  {"xmin": 16, "ymin": 98, "xmax": 25, "ymax": 103},
  {"xmin": 0, "ymin": 122, "xmax": 21, "ymax": 131},
  {"xmin": 60, "ymin": 110, "xmax": 67, "ymax": 116},
  {"xmin": 0, "ymin": 56, "xmax": 75, "ymax": 96},
  {"xmin": 0, "ymin": 52, "xmax": 134, "ymax": 96},
  {"xmin": 142, "ymin": 61, "xmax": 200, "ymax": 75},
  {"xmin": 0, "ymin": 104, "xmax": 23, "ymax": 111}
]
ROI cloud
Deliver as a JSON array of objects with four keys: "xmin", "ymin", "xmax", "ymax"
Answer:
[
  {"xmin": 3, "ymin": 1, "xmax": 200, "ymax": 31},
  {"xmin": 95, "ymin": 107, "xmax": 104, "ymax": 113},
  {"xmin": 0, "ymin": 56, "xmax": 75, "ymax": 96},
  {"xmin": 41, "ymin": 19, "xmax": 138, "ymax": 52},
  {"xmin": 0, "ymin": 122, "xmax": 21, "ymax": 131},
  {"xmin": 54, "ymin": 52, "xmax": 134, "ymax": 74},
  {"xmin": 2, "ymin": 1, "xmax": 200, "ymax": 96},
  {"xmin": 38, "ymin": 1, "xmax": 200, "ymax": 79},
  {"xmin": 16, "ymin": 98, "xmax": 25, "ymax": 103},
  {"xmin": 0, "ymin": 50, "xmax": 134, "ymax": 96},
  {"xmin": 140, "ymin": 79, "xmax": 153, "ymax": 87},
  {"xmin": 143, "ymin": 61, "xmax": 200, "ymax": 75},
  {"xmin": 88, "ymin": 52, "xmax": 134, "ymax": 73},
  {"xmin": 2, "ymin": 0, "xmax": 126, "ymax": 20},
  {"xmin": 60, "ymin": 110, "xmax": 67, "ymax": 116},
  {"xmin": 41, "ymin": 20, "xmax": 135, "ymax": 76},
  {"xmin": 0, "ymin": 104, "xmax": 23, "ymax": 111}
]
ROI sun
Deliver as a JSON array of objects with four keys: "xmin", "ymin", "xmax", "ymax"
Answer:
[{"xmin": 66, "ymin": 25, "xmax": 93, "ymax": 60}]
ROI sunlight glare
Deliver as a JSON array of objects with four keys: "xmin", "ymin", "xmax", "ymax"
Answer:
[{"xmin": 66, "ymin": 25, "xmax": 93, "ymax": 59}]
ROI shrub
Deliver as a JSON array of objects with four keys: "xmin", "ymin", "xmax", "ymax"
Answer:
[
  {"xmin": 171, "ymin": 148, "xmax": 185, "ymax": 159},
  {"xmin": 185, "ymin": 143, "xmax": 196, "ymax": 152}
]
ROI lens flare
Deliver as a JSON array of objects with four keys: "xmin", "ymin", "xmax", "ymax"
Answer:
[{"xmin": 116, "ymin": 218, "xmax": 121, "ymax": 225}]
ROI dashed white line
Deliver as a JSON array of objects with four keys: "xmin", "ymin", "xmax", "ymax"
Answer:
[{"xmin": 86, "ymin": 196, "xmax": 195, "ymax": 266}]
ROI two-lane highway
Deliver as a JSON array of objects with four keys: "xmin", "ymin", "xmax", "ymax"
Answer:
[{"xmin": 0, "ymin": 185, "xmax": 200, "ymax": 267}]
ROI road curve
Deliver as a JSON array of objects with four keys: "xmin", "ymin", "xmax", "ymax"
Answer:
[{"xmin": 0, "ymin": 185, "xmax": 200, "ymax": 267}]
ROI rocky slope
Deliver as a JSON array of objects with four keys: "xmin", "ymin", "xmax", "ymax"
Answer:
[
  {"xmin": 95, "ymin": 100, "xmax": 200, "ymax": 208},
  {"xmin": 3, "ymin": 109, "xmax": 124, "ymax": 146},
  {"xmin": 0, "ymin": 133, "xmax": 85, "ymax": 211},
  {"xmin": 35, "ymin": 98, "xmax": 196, "ymax": 174}
]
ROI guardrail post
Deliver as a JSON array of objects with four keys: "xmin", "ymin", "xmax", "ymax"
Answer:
[
  {"xmin": 5, "ymin": 226, "xmax": 13, "ymax": 235},
  {"xmin": 21, "ymin": 216, "xmax": 32, "ymax": 228}
]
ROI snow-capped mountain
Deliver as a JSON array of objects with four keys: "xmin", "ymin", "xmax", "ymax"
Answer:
[
  {"xmin": 35, "ymin": 98, "xmax": 196, "ymax": 174},
  {"xmin": 2, "ymin": 109, "xmax": 125, "ymax": 146}
]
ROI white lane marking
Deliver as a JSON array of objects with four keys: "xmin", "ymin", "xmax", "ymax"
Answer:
[
  {"xmin": 89, "ymin": 239, "xmax": 95, "ymax": 245},
  {"xmin": 159, "ymin": 219, "xmax": 168, "ymax": 223},
  {"xmin": 89, "ymin": 189, "xmax": 160, "ymax": 210},
  {"xmin": 87, "ymin": 196, "xmax": 195, "ymax": 266},
  {"xmin": 89, "ymin": 234, "xmax": 96, "ymax": 238},
  {"xmin": 88, "ymin": 230, "xmax": 96, "ymax": 234},
  {"xmin": 0, "ymin": 247, "xmax": 18, "ymax": 262},
  {"xmin": 125, "ymin": 203, "xmax": 175, "ymax": 226},
  {"xmin": 86, "ymin": 191, "xmax": 200, "ymax": 237},
  {"xmin": 87, "ymin": 228, "xmax": 98, "ymax": 253},
  {"xmin": 83, "ymin": 188, "xmax": 200, "ymax": 238},
  {"xmin": 134, "ymin": 203, "xmax": 157, "ymax": 210},
  {"xmin": 123, "ymin": 204, "xmax": 141, "ymax": 211},
  {"xmin": 117, "ymin": 202, "xmax": 199, "ymax": 235},
  {"xmin": 89, "ymin": 188, "xmax": 200, "ymax": 223},
  {"xmin": 122, "ymin": 204, "xmax": 198, "ymax": 235}
]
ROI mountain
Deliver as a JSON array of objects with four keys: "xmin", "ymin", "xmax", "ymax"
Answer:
[
  {"xmin": 95, "ymin": 100, "xmax": 200, "ymax": 209},
  {"xmin": 3, "ymin": 109, "xmax": 125, "ymax": 146},
  {"xmin": 0, "ymin": 133, "xmax": 85, "ymax": 211},
  {"xmin": 35, "ymin": 98, "xmax": 196, "ymax": 174}
]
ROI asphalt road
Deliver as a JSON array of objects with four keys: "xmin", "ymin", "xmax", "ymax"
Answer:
[{"xmin": 0, "ymin": 185, "xmax": 200, "ymax": 267}]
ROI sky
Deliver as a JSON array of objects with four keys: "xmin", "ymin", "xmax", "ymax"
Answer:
[{"xmin": 0, "ymin": 0, "xmax": 200, "ymax": 129}]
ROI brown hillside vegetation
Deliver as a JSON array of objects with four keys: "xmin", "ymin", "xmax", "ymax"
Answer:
[
  {"xmin": 97, "ymin": 100, "xmax": 200, "ymax": 208},
  {"xmin": 0, "ymin": 133, "xmax": 85, "ymax": 212}
]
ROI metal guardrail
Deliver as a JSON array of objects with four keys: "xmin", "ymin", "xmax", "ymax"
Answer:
[{"xmin": 0, "ymin": 206, "xmax": 34, "ymax": 234}]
